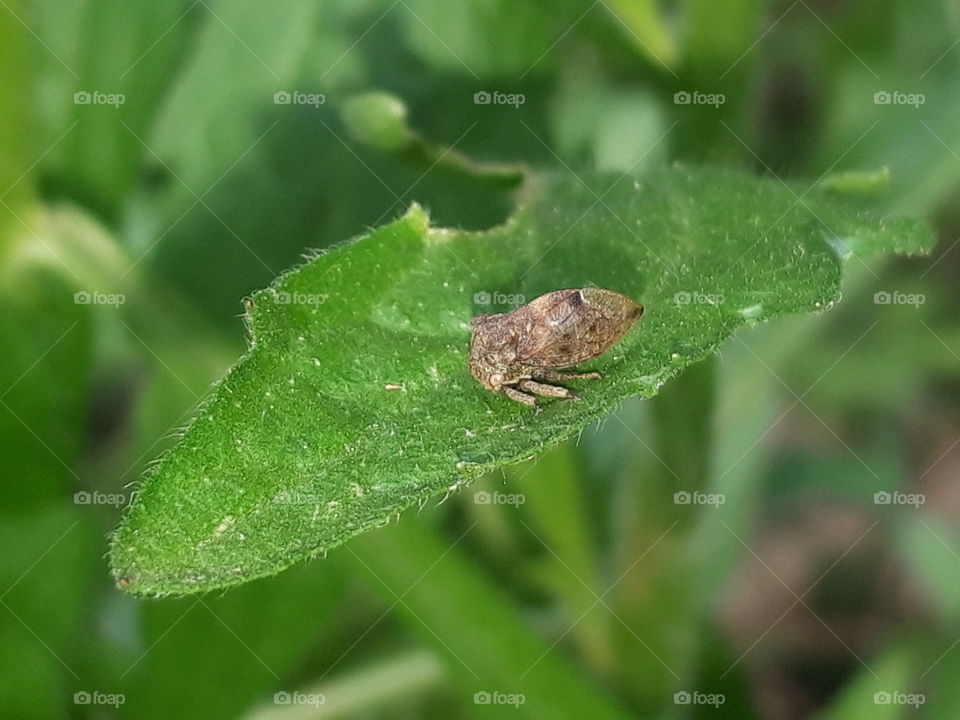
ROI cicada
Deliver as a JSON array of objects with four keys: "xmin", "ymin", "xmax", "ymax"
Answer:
[{"xmin": 468, "ymin": 288, "xmax": 643, "ymax": 407}]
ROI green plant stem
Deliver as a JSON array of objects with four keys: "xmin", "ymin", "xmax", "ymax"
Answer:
[{"xmin": 352, "ymin": 518, "xmax": 634, "ymax": 720}]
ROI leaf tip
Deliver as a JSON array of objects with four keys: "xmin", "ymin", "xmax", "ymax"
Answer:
[{"xmin": 403, "ymin": 202, "xmax": 431, "ymax": 233}]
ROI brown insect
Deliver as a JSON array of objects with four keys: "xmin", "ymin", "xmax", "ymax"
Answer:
[{"xmin": 469, "ymin": 288, "xmax": 643, "ymax": 407}]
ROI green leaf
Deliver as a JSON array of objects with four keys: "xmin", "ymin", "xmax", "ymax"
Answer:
[
  {"xmin": 812, "ymin": 641, "xmax": 921, "ymax": 720},
  {"xmin": 682, "ymin": 0, "xmax": 762, "ymax": 70},
  {"xmin": 0, "ymin": 207, "xmax": 97, "ymax": 512},
  {"xmin": 0, "ymin": 505, "xmax": 99, "ymax": 718},
  {"xmin": 64, "ymin": 1, "xmax": 192, "ymax": 217},
  {"xmin": 350, "ymin": 515, "xmax": 635, "ymax": 720},
  {"xmin": 507, "ymin": 444, "xmax": 617, "ymax": 675},
  {"xmin": 121, "ymin": 557, "xmax": 349, "ymax": 720},
  {"xmin": 147, "ymin": 0, "xmax": 321, "ymax": 195},
  {"xmin": 602, "ymin": 0, "xmax": 677, "ymax": 70},
  {"xmin": 110, "ymin": 166, "xmax": 935, "ymax": 595},
  {"xmin": 0, "ymin": 0, "xmax": 32, "ymax": 231},
  {"xmin": 397, "ymin": 0, "xmax": 559, "ymax": 77}
]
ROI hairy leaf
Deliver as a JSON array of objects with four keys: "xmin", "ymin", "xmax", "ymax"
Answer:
[{"xmin": 110, "ymin": 166, "xmax": 934, "ymax": 595}]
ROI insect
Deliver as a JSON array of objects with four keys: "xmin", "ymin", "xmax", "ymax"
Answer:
[{"xmin": 468, "ymin": 288, "xmax": 643, "ymax": 408}]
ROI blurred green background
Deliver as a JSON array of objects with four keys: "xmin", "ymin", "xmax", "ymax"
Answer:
[{"xmin": 2, "ymin": 0, "xmax": 959, "ymax": 717}]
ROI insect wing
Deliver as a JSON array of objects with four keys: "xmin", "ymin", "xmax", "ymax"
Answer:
[{"xmin": 515, "ymin": 289, "xmax": 640, "ymax": 368}]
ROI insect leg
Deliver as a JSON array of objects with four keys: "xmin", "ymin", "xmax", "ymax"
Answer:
[
  {"xmin": 503, "ymin": 386, "xmax": 538, "ymax": 407},
  {"xmin": 517, "ymin": 379, "xmax": 579, "ymax": 400},
  {"xmin": 533, "ymin": 369, "xmax": 601, "ymax": 383}
]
